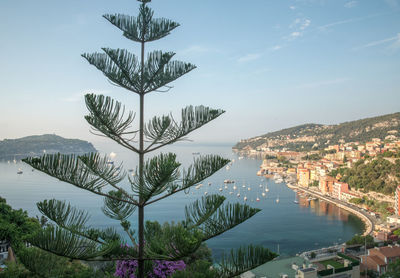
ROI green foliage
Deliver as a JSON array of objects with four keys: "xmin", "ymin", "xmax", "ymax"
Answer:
[
  {"xmin": 171, "ymin": 260, "xmax": 217, "ymax": 278},
  {"xmin": 310, "ymin": 180, "xmax": 319, "ymax": 187},
  {"xmin": 394, "ymin": 229, "xmax": 400, "ymax": 236},
  {"xmin": 328, "ymin": 167, "xmax": 346, "ymax": 178},
  {"xmin": 381, "ymin": 258, "xmax": 400, "ymax": 278},
  {"xmin": 346, "ymin": 235, "xmax": 375, "ymax": 247},
  {"xmin": 302, "ymin": 153, "xmax": 322, "ymax": 161},
  {"xmin": 340, "ymin": 158, "xmax": 400, "ymax": 194},
  {"xmin": 0, "ymin": 134, "xmax": 96, "ymax": 159},
  {"xmin": 0, "ymin": 197, "xmax": 41, "ymax": 246}
]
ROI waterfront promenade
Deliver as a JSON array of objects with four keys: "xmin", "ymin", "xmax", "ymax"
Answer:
[{"xmin": 288, "ymin": 185, "xmax": 375, "ymax": 236}]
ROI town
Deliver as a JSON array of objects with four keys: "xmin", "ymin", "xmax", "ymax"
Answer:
[{"xmin": 238, "ymin": 136, "xmax": 400, "ymax": 277}]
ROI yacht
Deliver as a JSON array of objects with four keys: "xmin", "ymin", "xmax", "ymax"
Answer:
[{"xmin": 17, "ymin": 168, "xmax": 23, "ymax": 174}]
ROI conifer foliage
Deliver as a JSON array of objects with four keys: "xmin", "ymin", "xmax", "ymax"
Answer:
[{"xmin": 23, "ymin": 1, "xmax": 277, "ymax": 277}]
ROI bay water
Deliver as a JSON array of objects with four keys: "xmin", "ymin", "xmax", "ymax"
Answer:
[{"xmin": 0, "ymin": 142, "xmax": 364, "ymax": 258}]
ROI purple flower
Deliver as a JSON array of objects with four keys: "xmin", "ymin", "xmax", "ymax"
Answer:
[{"xmin": 114, "ymin": 246, "xmax": 186, "ymax": 278}]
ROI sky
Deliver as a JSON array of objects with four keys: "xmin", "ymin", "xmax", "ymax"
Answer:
[{"xmin": 0, "ymin": 0, "xmax": 400, "ymax": 145}]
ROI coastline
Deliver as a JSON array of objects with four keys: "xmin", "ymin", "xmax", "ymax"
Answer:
[{"xmin": 287, "ymin": 183, "xmax": 374, "ymax": 236}]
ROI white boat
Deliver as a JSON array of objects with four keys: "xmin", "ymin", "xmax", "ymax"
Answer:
[
  {"xmin": 238, "ymin": 156, "xmax": 244, "ymax": 160},
  {"xmin": 224, "ymin": 185, "xmax": 228, "ymax": 189},
  {"xmin": 276, "ymin": 195, "xmax": 280, "ymax": 203},
  {"xmin": 229, "ymin": 191, "xmax": 233, "ymax": 195},
  {"xmin": 204, "ymin": 192, "xmax": 208, "ymax": 195},
  {"xmin": 275, "ymin": 178, "xmax": 284, "ymax": 184},
  {"xmin": 226, "ymin": 166, "xmax": 230, "ymax": 170},
  {"xmin": 17, "ymin": 168, "xmax": 23, "ymax": 174},
  {"xmin": 247, "ymin": 187, "xmax": 251, "ymax": 191},
  {"xmin": 224, "ymin": 179, "xmax": 235, "ymax": 184},
  {"xmin": 261, "ymin": 192, "xmax": 266, "ymax": 197},
  {"xmin": 256, "ymin": 197, "xmax": 260, "ymax": 202},
  {"xmin": 233, "ymin": 185, "xmax": 237, "ymax": 190},
  {"xmin": 208, "ymin": 182, "xmax": 212, "ymax": 186},
  {"xmin": 244, "ymin": 196, "xmax": 247, "ymax": 202},
  {"xmin": 219, "ymin": 188, "xmax": 223, "ymax": 192},
  {"xmin": 259, "ymin": 184, "xmax": 263, "ymax": 188}
]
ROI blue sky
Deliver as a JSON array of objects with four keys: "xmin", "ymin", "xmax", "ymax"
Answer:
[{"xmin": 0, "ymin": 0, "xmax": 399, "ymax": 144}]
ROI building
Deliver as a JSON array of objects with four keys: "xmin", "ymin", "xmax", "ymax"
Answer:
[
  {"xmin": 360, "ymin": 245, "xmax": 400, "ymax": 275},
  {"xmin": 396, "ymin": 185, "xmax": 400, "ymax": 216},
  {"xmin": 340, "ymin": 191, "xmax": 360, "ymax": 202},
  {"xmin": 0, "ymin": 240, "xmax": 9, "ymax": 264},
  {"xmin": 298, "ymin": 168, "xmax": 310, "ymax": 187},
  {"xmin": 319, "ymin": 176, "xmax": 336, "ymax": 195},
  {"xmin": 332, "ymin": 182, "xmax": 349, "ymax": 200}
]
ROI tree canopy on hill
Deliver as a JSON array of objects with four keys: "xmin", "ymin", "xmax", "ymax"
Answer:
[
  {"xmin": 340, "ymin": 158, "xmax": 400, "ymax": 194},
  {"xmin": 233, "ymin": 112, "xmax": 400, "ymax": 151},
  {"xmin": 0, "ymin": 134, "xmax": 96, "ymax": 158}
]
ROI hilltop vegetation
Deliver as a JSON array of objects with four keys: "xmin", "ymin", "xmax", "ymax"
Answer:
[
  {"xmin": 340, "ymin": 157, "xmax": 400, "ymax": 195},
  {"xmin": 233, "ymin": 112, "xmax": 400, "ymax": 151},
  {"xmin": 0, "ymin": 134, "xmax": 96, "ymax": 159}
]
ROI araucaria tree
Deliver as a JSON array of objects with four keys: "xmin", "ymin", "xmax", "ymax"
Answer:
[{"xmin": 23, "ymin": 1, "xmax": 276, "ymax": 277}]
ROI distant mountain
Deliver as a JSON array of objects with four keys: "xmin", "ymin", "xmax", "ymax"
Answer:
[
  {"xmin": 0, "ymin": 134, "xmax": 96, "ymax": 159},
  {"xmin": 233, "ymin": 112, "xmax": 400, "ymax": 152}
]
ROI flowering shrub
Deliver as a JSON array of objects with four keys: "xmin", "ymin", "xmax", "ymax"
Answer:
[{"xmin": 114, "ymin": 258, "xmax": 185, "ymax": 278}]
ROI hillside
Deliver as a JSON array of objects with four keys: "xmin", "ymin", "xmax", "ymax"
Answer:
[
  {"xmin": 233, "ymin": 112, "xmax": 400, "ymax": 152},
  {"xmin": 0, "ymin": 134, "xmax": 96, "ymax": 159}
]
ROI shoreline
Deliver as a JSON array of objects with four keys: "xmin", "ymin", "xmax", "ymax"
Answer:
[{"xmin": 287, "ymin": 183, "xmax": 374, "ymax": 236}]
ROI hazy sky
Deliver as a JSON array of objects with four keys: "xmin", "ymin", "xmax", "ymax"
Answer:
[{"xmin": 1, "ymin": 0, "xmax": 400, "ymax": 145}]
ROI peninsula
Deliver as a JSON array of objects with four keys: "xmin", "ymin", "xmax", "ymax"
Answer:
[{"xmin": 0, "ymin": 134, "xmax": 96, "ymax": 159}]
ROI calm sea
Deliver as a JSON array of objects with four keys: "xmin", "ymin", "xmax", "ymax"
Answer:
[{"xmin": 0, "ymin": 142, "xmax": 364, "ymax": 258}]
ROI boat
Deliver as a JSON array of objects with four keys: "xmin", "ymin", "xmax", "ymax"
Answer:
[
  {"xmin": 294, "ymin": 200, "xmax": 299, "ymax": 204},
  {"xmin": 247, "ymin": 187, "xmax": 251, "ymax": 191},
  {"xmin": 229, "ymin": 191, "xmax": 233, "ymax": 195},
  {"xmin": 244, "ymin": 196, "xmax": 247, "ymax": 202},
  {"xmin": 128, "ymin": 169, "xmax": 134, "ymax": 172},
  {"xmin": 256, "ymin": 197, "xmax": 260, "ymax": 202},
  {"xmin": 192, "ymin": 152, "xmax": 200, "ymax": 155},
  {"xmin": 208, "ymin": 182, "xmax": 212, "ymax": 186},
  {"xmin": 233, "ymin": 185, "xmax": 237, "ymax": 190},
  {"xmin": 224, "ymin": 179, "xmax": 235, "ymax": 184},
  {"xmin": 13, "ymin": 158, "xmax": 17, "ymax": 164},
  {"xmin": 17, "ymin": 168, "xmax": 23, "ymax": 174},
  {"xmin": 224, "ymin": 185, "xmax": 228, "ymax": 189},
  {"xmin": 276, "ymin": 195, "xmax": 280, "ymax": 203},
  {"xmin": 204, "ymin": 192, "xmax": 208, "ymax": 195},
  {"xmin": 261, "ymin": 192, "xmax": 266, "ymax": 197},
  {"xmin": 238, "ymin": 156, "xmax": 244, "ymax": 160},
  {"xmin": 219, "ymin": 188, "xmax": 223, "ymax": 192},
  {"xmin": 226, "ymin": 165, "xmax": 230, "ymax": 170}
]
